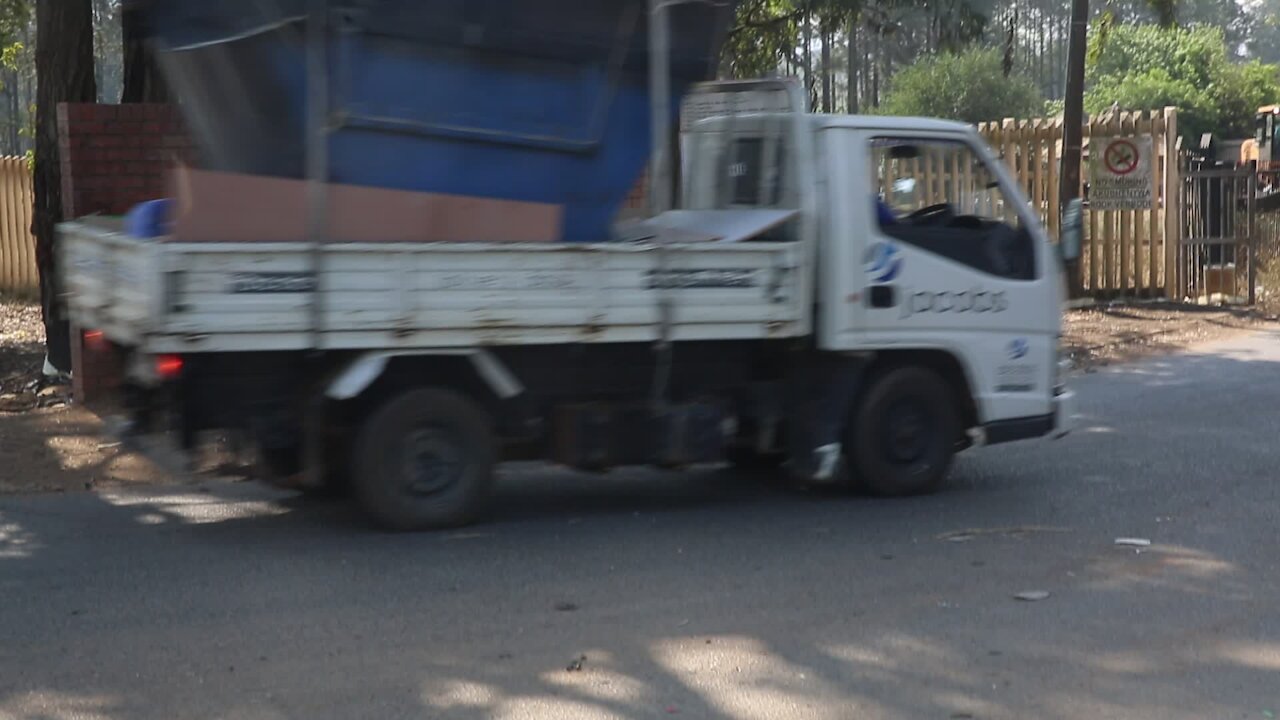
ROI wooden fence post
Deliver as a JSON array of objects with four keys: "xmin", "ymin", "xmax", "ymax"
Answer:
[{"xmin": 0, "ymin": 157, "xmax": 39, "ymax": 296}]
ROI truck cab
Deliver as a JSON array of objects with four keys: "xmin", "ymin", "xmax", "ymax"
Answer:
[{"xmin": 681, "ymin": 81, "xmax": 1073, "ymax": 459}]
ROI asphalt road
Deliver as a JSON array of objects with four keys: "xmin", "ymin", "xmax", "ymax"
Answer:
[{"xmin": 3, "ymin": 331, "xmax": 1280, "ymax": 720}]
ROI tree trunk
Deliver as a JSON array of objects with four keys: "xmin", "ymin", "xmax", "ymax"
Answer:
[
  {"xmin": 870, "ymin": 28, "xmax": 879, "ymax": 109},
  {"xmin": 847, "ymin": 18, "xmax": 858, "ymax": 114},
  {"xmin": 33, "ymin": 0, "xmax": 96, "ymax": 373},
  {"xmin": 121, "ymin": 6, "xmax": 168, "ymax": 103},
  {"xmin": 821, "ymin": 26, "xmax": 832, "ymax": 113},
  {"xmin": 803, "ymin": 4, "xmax": 813, "ymax": 110},
  {"xmin": 6, "ymin": 70, "xmax": 18, "ymax": 153},
  {"xmin": 1060, "ymin": 0, "xmax": 1088, "ymax": 298}
]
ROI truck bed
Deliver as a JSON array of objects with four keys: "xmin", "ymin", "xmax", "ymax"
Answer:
[{"xmin": 59, "ymin": 220, "xmax": 810, "ymax": 355}]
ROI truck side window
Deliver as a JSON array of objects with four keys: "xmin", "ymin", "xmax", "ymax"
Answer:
[{"xmin": 870, "ymin": 137, "xmax": 1037, "ymax": 281}]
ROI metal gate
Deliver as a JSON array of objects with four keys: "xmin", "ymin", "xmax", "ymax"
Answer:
[{"xmin": 1180, "ymin": 161, "xmax": 1257, "ymax": 304}]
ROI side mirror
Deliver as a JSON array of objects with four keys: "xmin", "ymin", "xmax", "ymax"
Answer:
[{"xmin": 1060, "ymin": 198, "xmax": 1083, "ymax": 263}]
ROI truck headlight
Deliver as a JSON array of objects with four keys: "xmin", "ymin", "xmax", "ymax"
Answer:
[{"xmin": 1055, "ymin": 358, "xmax": 1070, "ymax": 395}]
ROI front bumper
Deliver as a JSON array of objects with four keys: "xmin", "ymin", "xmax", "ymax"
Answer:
[{"xmin": 1051, "ymin": 387, "xmax": 1076, "ymax": 439}]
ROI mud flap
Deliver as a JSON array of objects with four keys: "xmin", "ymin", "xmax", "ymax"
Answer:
[{"xmin": 786, "ymin": 355, "xmax": 869, "ymax": 483}]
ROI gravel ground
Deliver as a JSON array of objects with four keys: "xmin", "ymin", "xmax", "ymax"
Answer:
[
  {"xmin": 1061, "ymin": 302, "xmax": 1278, "ymax": 371},
  {"xmin": 0, "ymin": 297, "xmax": 1275, "ymax": 495},
  {"xmin": 0, "ymin": 297, "xmax": 44, "ymax": 383},
  {"xmin": 0, "ymin": 297, "xmax": 173, "ymax": 493}
]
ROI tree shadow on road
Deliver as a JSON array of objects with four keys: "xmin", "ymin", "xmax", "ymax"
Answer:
[{"xmin": 3, "ymin": 342, "xmax": 1280, "ymax": 718}]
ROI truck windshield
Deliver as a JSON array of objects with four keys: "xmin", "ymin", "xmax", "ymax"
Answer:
[
  {"xmin": 870, "ymin": 137, "xmax": 1036, "ymax": 281},
  {"xmin": 873, "ymin": 138, "xmax": 1016, "ymax": 224}
]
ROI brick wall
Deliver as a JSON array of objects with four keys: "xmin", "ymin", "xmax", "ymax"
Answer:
[
  {"xmin": 57, "ymin": 102, "xmax": 196, "ymax": 219},
  {"xmin": 57, "ymin": 102, "xmax": 197, "ymax": 405}
]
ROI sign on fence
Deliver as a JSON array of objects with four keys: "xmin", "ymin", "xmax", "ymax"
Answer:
[
  {"xmin": 1090, "ymin": 136, "xmax": 1154, "ymax": 210},
  {"xmin": 978, "ymin": 108, "xmax": 1179, "ymax": 299}
]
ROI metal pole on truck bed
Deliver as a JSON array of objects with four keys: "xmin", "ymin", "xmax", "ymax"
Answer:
[
  {"xmin": 303, "ymin": 0, "xmax": 330, "ymax": 490},
  {"xmin": 648, "ymin": 0, "xmax": 675, "ymax": 414},
  {"xmin": 648, "ymin": 0, "xmax": 671, "ymax": 216},
  {"xmin": 306, "ymin": 0, "xmax": 329, "ymax": 350}
]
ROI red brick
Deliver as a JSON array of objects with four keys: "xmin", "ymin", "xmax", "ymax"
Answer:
[{"xmin": 110, "ymin": 119, "xmax": 139, "ymax": 135}]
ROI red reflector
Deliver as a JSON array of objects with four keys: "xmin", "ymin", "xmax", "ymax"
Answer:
[{"xmin": 155, "ymin": 354, "xmax": 184, "ymax": 379}]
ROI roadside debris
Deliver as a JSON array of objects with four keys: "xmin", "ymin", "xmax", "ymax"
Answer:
[
  {"xmin": 566, "ymin": 655, "xmax": 586, "ymax": 672},
  {"xmin": 554, "ymin": 602, "xmax": 579, "ymax": 612},
  {"xmin": 1014, "ymin": 590, "xmax": 1051, "ymax": 602},
  {"xmin": 0, "ymin": 392, "xmax": 36, "ymax": 413},
  {"xmin": 936, "ymin": 526, "xmax": 1070, "ymax": 542},
  {"xmin": 1114, "ymin": 538, "xmax": 1152, "ymax": 547}
]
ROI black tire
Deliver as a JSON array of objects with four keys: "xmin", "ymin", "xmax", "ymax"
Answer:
[
  {"xmin": 846, "ymin": 367, "xmax": 957, "ymax": 497},
  {"xmin": 351, "ymin": 388, "xmax": 496, "ymax": 531}
]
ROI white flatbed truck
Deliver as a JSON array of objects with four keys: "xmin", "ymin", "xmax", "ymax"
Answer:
[{"xmin": 59, "ymin": 79, "xmax": 1078, "ymax": 530}]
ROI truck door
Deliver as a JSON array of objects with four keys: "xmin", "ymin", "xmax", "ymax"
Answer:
[{"xmin": 824, "ymin": 131, "xmax": 1057, "ymax": 422}]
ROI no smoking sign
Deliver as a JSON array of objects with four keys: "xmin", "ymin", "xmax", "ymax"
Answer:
[{"xmin": 1091, "ymin": 136, "xmax": 1154, "ymax": 210}]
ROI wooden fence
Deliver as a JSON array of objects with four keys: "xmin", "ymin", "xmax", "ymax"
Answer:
[
  {"xmin": 0, "ymin": 156, "xmax": 38, "ymax": 296},
  {"xmin": 977, "ymin": 108, "xmax": 1180, "ymax": 299}
]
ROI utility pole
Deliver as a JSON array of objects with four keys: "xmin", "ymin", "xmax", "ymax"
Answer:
[{"xmin": 1060, "ymin": 0, "xmax": 1088, "ymax": 297}]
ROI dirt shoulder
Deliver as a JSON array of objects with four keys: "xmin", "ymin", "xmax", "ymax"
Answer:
[
  {"xmin": 1, "ymin": 298, "xmax": 1276, "ymax": 496},
  {"xmin": 0, "ymin": 298, "xmax": 176, "ymax": 494},
  {"xmin": 1062, "ymin": 302, "xmax": 1279, "ymax": 372}
]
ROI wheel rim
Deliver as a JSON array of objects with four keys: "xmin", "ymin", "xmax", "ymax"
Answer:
[
  {"xmin": 882, "ymin": 398, "xmax": 933, "ymax": 465},
  {"xmin": 400, "ymin": 427, "xmax": 463, "ymax": 496}
]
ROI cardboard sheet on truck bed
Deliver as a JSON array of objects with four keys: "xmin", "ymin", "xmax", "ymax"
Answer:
[{"xmin": 168, "ymin": 167, "xmax": 564, "ymax": 244}]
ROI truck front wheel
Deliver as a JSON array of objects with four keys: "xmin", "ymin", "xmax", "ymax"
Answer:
[
  {"xmin": 846, "ymin": 367, "xmax": 957, "ymax": 497},
  {"xmin": 352, "ymin": 388, "xmax": 496, "ymax": 531}
]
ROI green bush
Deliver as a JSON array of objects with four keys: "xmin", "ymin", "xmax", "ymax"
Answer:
[
  {"xmin": 1085, "ymin": 24, "xmax": 1280, "ymax": 140},
  {"xmin": 878, "ymin": 48, "xmax": 1043, "ymax": 124}
]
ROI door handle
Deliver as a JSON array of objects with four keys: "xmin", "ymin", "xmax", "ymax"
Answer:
[{"xmin": 867, "ymin": 285, "xmax": 897, "ymax": 308}]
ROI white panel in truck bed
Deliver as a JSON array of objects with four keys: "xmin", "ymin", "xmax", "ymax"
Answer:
[{"xmin": 59, "ymin": 222, "xmax": 811, "ymax": 354}]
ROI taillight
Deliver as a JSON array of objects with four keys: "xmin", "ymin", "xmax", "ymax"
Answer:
[
  {"xmin": 84, "ymin": 329, "xmax": 106, "ymax": 351},
  {"xmin": 155, "ymin": 354, "xmax": 184, "ymax": 380}
]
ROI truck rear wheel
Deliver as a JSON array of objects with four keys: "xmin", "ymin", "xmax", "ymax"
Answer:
[
  {"xmin": 846, "ymin": 367, "xmax": 957, "ymax": 497},
  {"xmin": 352, "ymin": 388, "xmax": 496, "ymax": 531}
]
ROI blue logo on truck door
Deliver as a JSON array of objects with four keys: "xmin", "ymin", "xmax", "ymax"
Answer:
[
  {"xmin": 1007, "ymin": 338, "xmax": 1030, "ymax": 360},
  {"xmin": 863, "ymin": 242, "xmax": 902, "ymax": 283}
]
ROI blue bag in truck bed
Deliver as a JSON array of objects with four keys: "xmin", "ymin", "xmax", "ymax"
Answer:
[{"xmin": 131, "ymin": 0, "xmax": 739, "ymax": 243}]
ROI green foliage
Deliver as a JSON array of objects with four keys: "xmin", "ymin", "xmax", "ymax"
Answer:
[
  {"xmin": 722, "ymin": 0, "xmax": 805, "ymax": 79},
  {"xmin": 1084, "ymin": 23, "xmax": 1280, "ymax": 139},
  {"xmin": 0, "ymin": 39, "xmax": 19, "ymax": 70},
  {"xmin": 0, "ymin": 0, "xmax": 28, "ymax": 82},
  {"xmin": 877, "ymin": 47, "xmax": 1043, "ymax": 123},
  {"xmin": 722, "ymin": 0, "xmax": 991, "ymax": 80}
]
